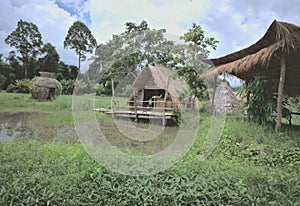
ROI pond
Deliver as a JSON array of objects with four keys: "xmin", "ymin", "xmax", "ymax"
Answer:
[{"xmin": 0, "ymin": 112, "xmax": 77, "ymax": 142}]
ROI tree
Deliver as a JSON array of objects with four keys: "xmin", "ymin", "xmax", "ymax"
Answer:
[
  {"xmin": 39, "ymin": 43, "xmax": 60, "ymax": 73},
  {"xmin": 5, "ymin": 19, "xmax": 43, "ymax": 78},
  {"xmin": 87, "ymin": 20, "xmax": 174, "ymax": 94},
  {"xmin": 0, "ymin": 54, "xmax": 15, "ymax": 90},
  {"xmin": 56, "ymin": 61, "xmax": 79, "ymax": 81},
  {"xmin": 125, "ymin": 20, "xmax": 149, "ymax": 34},
  {"xmin": 6, "ymin": 51, "xmax": 22, "ymax": 80},
  {"xmin": 64, "ymin": 21, "xmax": 97, "ymax": 71},
  {"xmin": 176, "ymin": 23, "xmax": 218, "ymax": 99}
]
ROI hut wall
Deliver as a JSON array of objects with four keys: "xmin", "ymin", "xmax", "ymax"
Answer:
[
  {"xmin": 136, "ymin": 90, "xmax": 144, "ymax": 107},
  {"xmin": 154, "ymin": 97, "xmax": 174, "ymax": 109}
]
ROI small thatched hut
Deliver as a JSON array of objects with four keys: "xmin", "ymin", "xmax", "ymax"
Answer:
[
  {"xmin": 211, "ymin": 80, "xmax": 240, "ymax": 114},
  {"xmin": 31, "ymin": 72, "xmax": 62, "ymax": 100},
  {"xmin": 129, "ymin": 63, "xmax": 199, "ymax": 110},
  {"xmin": 201, "ymin": 20, "xmax": 300, "ymax": 131}
]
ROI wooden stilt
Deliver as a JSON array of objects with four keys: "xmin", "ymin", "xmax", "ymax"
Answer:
[
  {"xmin": 275, "ymin": 55, "xmax": 286, "ymax": 132},
  {"xmin": 163, "ymin": 76, "xmax": 170, "ymax": 126},
  {"xmin": 134, "ymin": 90, "xmax": 138, "ymax": 122}
]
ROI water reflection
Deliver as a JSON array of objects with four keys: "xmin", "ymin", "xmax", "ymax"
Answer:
[
  {"xmin": 0, "ymin": 112, "xmax": 77, "ymax": 142},
  {"xmin": 0, "ymin": 112, "xmax": 35, "ymax": 140}
]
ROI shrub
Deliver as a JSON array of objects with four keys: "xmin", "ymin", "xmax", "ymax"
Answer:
[
  {"xmin": 6, "ymin": 79, "xmax": 32, "ymax": 93},
  {"xmin": 59, "ymin": 79, "xmax": 75, "ymax": 95},
  {"xmin": 0, "ymin": 75, "xmax": 6, "ymax": 90},
  {"xmin": 239, "ymin": 76, "xmax": 288, "ymax": 123}
]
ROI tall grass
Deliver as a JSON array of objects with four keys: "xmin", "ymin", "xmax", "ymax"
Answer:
[
  {"xmin": 0, "ymin": 139, "xmax": 299, "ymax": 205},
  {"xmin": 0, "ymin": 93, "xmax": 299, "ymax": 205}
]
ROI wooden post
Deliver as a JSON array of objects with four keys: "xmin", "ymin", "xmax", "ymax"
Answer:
[
  {"xmin": 275, "ymin": 55, "xmax": 286, "ymax": 132},
  {"xmin": 111, "ymin": 80, "xmax": 115, "ymax": 118},
  {"xmin": 211, "ymin": 75, "xmax": 217, "ymax": 114},
  {"xmin": 134, "ymin": 90, "xmax": 138, "ymax": 121},
  {"xmin": 245, "ymin": 79, "xmax": 250, "ymax": 120},
  {"xmin": 163, "ymin": 76, "xmax": 170, "ymax": 126}
]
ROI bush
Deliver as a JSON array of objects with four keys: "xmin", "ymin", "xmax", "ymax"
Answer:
[
  {"xmin": 239, "ymin": 76, "xmax": 289, "ymax": 123},
  {"xmin": 0, "ymin": 75, "xmax": 6, "ymax": 91},
  {"xmin": 59, "ymin": 79, "xmax": 75, "ymax": 95},
  {"xmin": 6, "ymin": 79, "xmax": 32, "ymax": 93}
]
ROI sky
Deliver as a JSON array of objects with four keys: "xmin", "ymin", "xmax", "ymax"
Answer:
[{"xmin": 1, "ymin": 0, "xmax": 300, "ymax": 81}]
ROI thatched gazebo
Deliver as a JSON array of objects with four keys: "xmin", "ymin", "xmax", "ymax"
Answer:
[
  {"xmin": 31, "ymin": 72, "xmax": 62, "ymax": 100},
  {"xmin": 201, "ymin": 20, "xmax": 300, "ymax": 132},
  {"xmin": 210, "ymin": 80, "xmax": 240, "ymax": 114}
]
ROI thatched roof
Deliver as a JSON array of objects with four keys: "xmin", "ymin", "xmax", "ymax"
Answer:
[
  {"xmin": 211, "ymin": 80, "xmax": 240, "ymax": 114},
  {"xmin": 202, "ymin": 20, "xmax": 300, "ymax": 96},
  {"xmin": 31, "ymin": 77, "xmax": 61, "ymax": 100},
  {"xmin": 133, "ymin": 64, "xmax": 189, "ymax": 104}
]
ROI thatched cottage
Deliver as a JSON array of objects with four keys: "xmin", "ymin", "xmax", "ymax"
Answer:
[{"xmin": 128, "ymin": 63, "xmax": 199, "ymax": 110}]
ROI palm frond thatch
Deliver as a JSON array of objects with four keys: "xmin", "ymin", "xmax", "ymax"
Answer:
[{"xmin": 202, "ymin": 20, "xmax": 300, "ymax": 96}]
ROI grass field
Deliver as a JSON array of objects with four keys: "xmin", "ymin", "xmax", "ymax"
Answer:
[{"xmin": 0, "ymin": 92, "xmax": 299, "ymax": 205}]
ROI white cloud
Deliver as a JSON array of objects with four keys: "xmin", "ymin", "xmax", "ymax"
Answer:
[
  {"xmin": 0, "ymin": 0, "xmax": 79, "ymax": 66},
  {"xmin": 89, "ymin": 0, "xmax": 211, "ymax": 43},
  {"xmin": 1, "ymin": 0, "xmax": 300, "ymax": 71}
]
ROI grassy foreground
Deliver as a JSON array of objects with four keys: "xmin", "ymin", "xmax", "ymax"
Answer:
[{"xmin": 0, "ymin": 92, "xmax": 299, "ymax": 205}]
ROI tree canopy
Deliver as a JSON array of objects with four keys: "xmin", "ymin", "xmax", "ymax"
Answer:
[
  {"xmin": 64, "ymin": 21, "xmax": 97, "ymax": 70},
  {"xmin": 5, "ymin": 19, "xmax": 43, "ymax": 78},
  {"xmin": 175, "ymin": 23, "xmax": 219, "ymax": 99},
  {"xmin": 39, "ymin": 43, "xmax": 60, "ymax": 73}
]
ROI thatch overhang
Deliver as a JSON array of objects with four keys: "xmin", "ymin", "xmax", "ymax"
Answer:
[{"xmin": 202, "ymin": 20, "xmax": 300, "ymax": 96}]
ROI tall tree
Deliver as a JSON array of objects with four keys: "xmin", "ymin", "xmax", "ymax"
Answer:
[
  {"xmin": 88, "ymin": 21, "xmax": 173, "ymax": 81},
  {"xmin": 176, "ymin": 23, "xmax": 219, "ymax": 99},
  {"xmin": 64, "ymin": 21, "xmax": 97, "ymax": 71},
  {"xmin": 39, "ymin": 43, "xmax": 60, "ymax": 73},
  {"xmin": 5, "ymin": 19, "xmax": 43, "ymax": 78},
  {"xmin": 0, "ymin": 54, "xmax": 16, "ymax": 90}
]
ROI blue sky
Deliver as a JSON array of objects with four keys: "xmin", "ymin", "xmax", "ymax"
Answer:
[{"xmin": 1, "ymin": 0, "xmax": 300, "ymax": 86}]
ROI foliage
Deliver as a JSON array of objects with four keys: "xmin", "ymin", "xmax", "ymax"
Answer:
[
  {"xmin": 6, "ymin": 51, "xmax": 23, "ymax": 80},
  {"xmin": 6, "ymin": 79, "xmax": 32, "ymax": 93},
  {"xmin": 87, "ymin": 20, "xmax": 175, "ymax": 93},
  {"xmin": 0, "ymin": 75, "xmax": 6, "ymax": 90},
  {"xmin": 56, "ymin": 61, "xmax": 79, "ymax": 81},
  {"xmin": 59, "ymin": 79, "xmax": 75, "ymax": 95},
  {"xmin": 95, "ymin": 83, "xmax": 106, "ymax": 96},
  {"xmin": 0, "ymin": 139, "xmax": 299, "ymax": 205},
  {"xmin": 5, "ymin": 19, "xmax": 43, "ymax": 79},
  {"xmin": 175, "ymin": 23, "xmax": 218, "ymax": 99},
  {"xmin": 239, "ymin": 76, "xmax": 287, "ymax": 123},
  {"xmin": 64, "ymin": 21, "xmax": 97, "ymax": 70},
  {"xmin": 0, "ymin": 58, "xmax": 15, "ymax": 90},
  {"xmin": 39, "ymin": 43, "xmax": 60, "ymax": 73},
  {"xmin": 0, "ymin": 93, "xmax": 299, "ymax": 205}
]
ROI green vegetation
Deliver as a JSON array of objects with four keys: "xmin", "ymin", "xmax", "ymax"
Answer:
[
  {"xmin": 64, "ymin": 21, "xmax": 97, "ymax": 70},
  {"xmin": 0, "ymin": 93, "xmax": 299, "ymax": 205}
]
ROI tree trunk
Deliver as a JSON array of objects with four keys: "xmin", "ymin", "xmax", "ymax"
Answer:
[
  {"xmin": 78, "ymin": 52, "xmax": 81, "ymax": 71},
  {"xmin": 24, "ymin": 53, "xmax": 28, "ymax": 79},
  {"xmin": 275, "ymin": 54, "xmax": 286, "ymax": 132}
]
